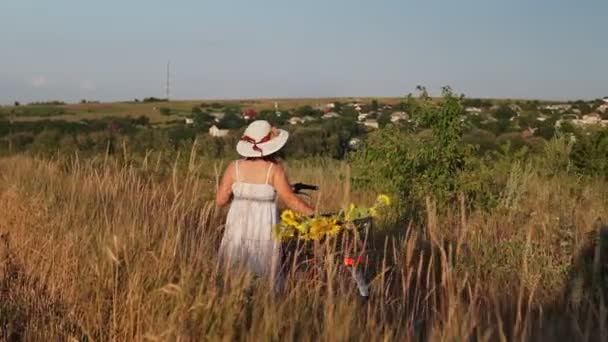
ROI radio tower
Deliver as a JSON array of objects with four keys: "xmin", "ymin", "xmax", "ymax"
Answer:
[{"xmin": 165, "ymin": 60, "xmax": 171, "ymax": 101}]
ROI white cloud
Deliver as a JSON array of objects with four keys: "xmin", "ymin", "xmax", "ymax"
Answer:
[
  {"xmin": 28, "ymin": 75, "xmax": 49, "ymax": 88},
  {"xmin": 79, "ymin": 80, "xmax": 96, "ymax": 91}
]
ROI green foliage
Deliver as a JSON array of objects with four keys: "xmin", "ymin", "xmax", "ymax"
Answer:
[
  {"xmin": 340, "ymin": 106, "xmax": 358, "ymax": 119},
  {"xmin": 371, "ymin": 99, "xmax": 379, "ymax": 111},
  {"xmin": 294, "ymin": 105, "xmax": 321, "ymax": 118},
  {"xmin": 258, "ymin": 110, "xmax": 287, "ymax": 126},
  {"xmin": 218, "ymin": 112, "xmax": 246, "ymax": 130},
  {"xmin": 536, "ymin": 117, "xmax": 558, "ymax": 140},
  {"xmin": 142, "ymin": 97, "xmax": 168, "ymax": 103},
  {"xmin": 11, "ymin": 105, "xmax": 67, "ymax": 117},
  {"xmin": 463, "ymin": 129, "xmax": 498, "ymax": 154},
  {"xmin": 570, "ymin": 129, "xmax": 608, "ymax": 177},
  {"xmin": 159, "ymin": 107, "xmax": 171, "ymax": 116},
  {"xmin": 28, "ymin": 101, "xmax": 66, "ymax": 106},
  {"xmin": 462, "ymin": 98, "xmax": 493, "ymax": 108},
  {"xmin": 284, "ymin": 117, "xmax": 361, "ymax": 159},
  {"xmin": 377, "ymin": 112, "xmax": 391, "ymax": 128},
  {"xmin": 572, "ymin": 100, "xmax": 593, "ymax": 115},
  {"xmin": 493, "ymin": 105, "xmax": 518, "ymax": 121},
  {"xmin": 352, "ymin": 87, "xmax": 470, "ymax": 206},
  {"xmin": 31, "ymin": 129, "xmax": 62, "ymax": 155},
  {"xmin": 192, "ymin": 112, "xmax": 214, "ymax": 130}
]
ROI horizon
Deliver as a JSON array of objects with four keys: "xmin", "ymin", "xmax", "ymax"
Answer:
[{"xmin": 1, "ymin": 0, "xmax": 606, "ymax": 104}]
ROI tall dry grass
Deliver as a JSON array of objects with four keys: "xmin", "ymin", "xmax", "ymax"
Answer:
[{"xmin": 0, "ymin": 153, "xmax": 607, "ymax": 341}]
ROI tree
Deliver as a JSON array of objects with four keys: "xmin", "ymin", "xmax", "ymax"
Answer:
[
  {"xmin": 341, "ymin": 106, "xmax": 357, "ymax": 119},
  {"xmin": 353, "ymin": 87, "xmax": 470, "ymax": 205},
  {"xmin": 573, "ymin": 100, "xmax": 593, "ymax": 115},
  {"xmin": 14, "ymin": 101, "xmax": 20, "ymax": 107},
  {"xmin": 295, "ymin": 105, "xmax": 322, "ymax": 118},
  {"xmin": 377, "ymin": 112, "xmax": 391, "ymax": 128},
  {"xmin": 462, "ymin": 98, "xmax": 493, "ymax": 108},
  {"xmin": 371, "ymin": 99, "xmax": 379, "ymax": 111},
  {"xmin": 535, "ymin": 118, "xmax": 557, "ymax": 140},
  {"xmin": 570, "ymin": 130, "xmax": 608, "ymax": 177},
  {"xmin": 493, "ymin": 105, "xmax": 517, "ymax": 121},
  {"xmin": 134, "ymin": 115, "xmax": 150, "ymax": 126},
  {"xmin": 193, "ymin": 111, "xmax": 214, "ymax": 129},
  {"xmin": 517, "ymin": 114, "xmax": 538, "ymax": 129},
  {"xmin": 218, "ymin": 112, "xmax": 246, "ymax": 129}
]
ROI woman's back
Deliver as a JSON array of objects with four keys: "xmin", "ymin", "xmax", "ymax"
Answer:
[
  {"xmin": 231, "ymin": 160, "xmax": 276, "ymax": 202},
  {"xmin": 219, "ymin": 159, "xmax": 280, "ymax": 278}
]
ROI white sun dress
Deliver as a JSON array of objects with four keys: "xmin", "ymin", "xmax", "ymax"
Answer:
[{"xmin": 218, "ymin": 161, "xmax": 282, "ymax": 283}]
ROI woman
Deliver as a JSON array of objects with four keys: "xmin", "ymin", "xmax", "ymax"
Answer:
[{"xmin": 215, "ymin": 120, "xmax": 314, "ymax": 285}]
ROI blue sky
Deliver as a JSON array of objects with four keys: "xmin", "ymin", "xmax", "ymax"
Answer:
[{"xmin": 0, "ymin": 0, "xmax": 606, "ymax": 104}]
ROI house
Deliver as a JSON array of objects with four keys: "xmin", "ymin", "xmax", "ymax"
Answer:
[
  {"xmin": 242, "ymin": 109, "xmax": 258, "ymax": 121},
  {"xmin": 390, "ymin": 111, "xmax": 409, "ymax": 123},
  {"xmin": 363, "ymin": 120, "xmax": 379, "ymax": 129},
  {"xmin": 509, "ymin": 104, "xmax": 522, "ymax": 115},
  {"xmin": 324, "ymin": 103, "xmax": 336, "ymax": 112},
  {"xmin": 346, "ymin": 102, "xmax": 363, "ymax": 111},
  {"xmin": 289, "ymin": 116, "xmax": 304, "ymax": 125},
  {"xmin": 466, "ymin": 107, "xmax": 482, "ymax": 114},
  {"xmin": 358, "ymin": 113, "xmax": 369, "ymax": 122},
  {"xmin": 209, "ymin": 125, "xmax": 229, "ymax": 137},
  {"xmin": 322, "ymin": 112, "xmax": 340, "ymax": 119},
  {"xmin": 184, "ymin": 118, "xmax": 194, "ymax": 125},
  {"xmin": 572, "ymin": 113, "xmax": 605, "ymax": 127},
  {"xmin": 562, "ymin": 114, "xmax": 580, "ymax": 121},
  {"xmin": 582, "ymin": 113, "xmax": 602, "ymax": 124},
  {"xmin": 302, "ymin": 115, "xmax": 317, "ymax": 123},
  {"xmin": 542, "ymin": 104, "xmax": 572, "ymax": 112},
  {"xmin": 597, "ymin": 104, "xmax": 608, "ymax": 113},
  {"xmin": 536, "ymin": 115, "xmax": 548, "ymax": 122}
]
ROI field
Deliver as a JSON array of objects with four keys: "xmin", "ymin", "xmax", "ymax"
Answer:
[
  {"xmin": 3, "ymin": 97, "xmax": 403, "ymax": 123},
  {"xmin": 0, "ymin": 146, "xmax": 607, "ymax": 340},
  {"xmin": 1, "ymin": 92, "xmax": 608, "ymax": 341}
]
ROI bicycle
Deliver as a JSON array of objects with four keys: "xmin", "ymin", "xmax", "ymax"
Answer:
[{"xmin": 281, "ymin": 183, "xmax": 374, "ymax": 297}]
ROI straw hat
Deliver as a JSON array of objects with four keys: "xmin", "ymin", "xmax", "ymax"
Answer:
[{"xmin": 236, "ymin": 120, "xmax": 289, "ymax": 157}]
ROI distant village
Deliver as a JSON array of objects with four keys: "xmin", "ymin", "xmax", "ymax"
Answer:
[{"xmin": 189, "ymin": 97, "xmax": 608, "ymax": 138}]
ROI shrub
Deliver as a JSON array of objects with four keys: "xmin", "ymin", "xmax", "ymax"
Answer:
[
  {"xmin": 352, "ymin": 87, "xmax": 470, "ymax": 207},
  {"xmin": 570, "ymin": 129, "xmax": 608, "ymax": 177}
]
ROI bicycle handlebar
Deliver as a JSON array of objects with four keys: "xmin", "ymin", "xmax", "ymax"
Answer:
[{"xmin": 291, "ymin": 182, "xmax": 319, "ymax": 194}]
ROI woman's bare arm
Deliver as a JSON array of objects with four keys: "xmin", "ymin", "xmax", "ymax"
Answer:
[
  {"xmin": 216, "ymin": 162, "xmax": 235, "ymax": 207},
  {"xmin": 272, "ymin": 164, "xmax": 315, "ymax": 216}
]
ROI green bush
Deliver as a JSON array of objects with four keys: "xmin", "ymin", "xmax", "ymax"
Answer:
[
  {"xmin": 570, "ymin": 130, "xmax": 608, "ymax": 177},
  {"xmin": 352, "ymin": 87, "xmax": 470, "ymax": 207}
]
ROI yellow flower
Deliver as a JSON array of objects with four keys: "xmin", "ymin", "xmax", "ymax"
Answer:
[
  {"xmin": 369, "ymin": 207, "xmax": 378, "ymax": 217},
  {"xmin": 376, "ymin": 194, "xmax": 391, "ymax": 207},
  {"xmin": 345, "ymin": 203, "xmax": 356, "ymax": 221},
  {"xmin": 281, "ymin": 210, "xmax": 300, "ymax": 227}
]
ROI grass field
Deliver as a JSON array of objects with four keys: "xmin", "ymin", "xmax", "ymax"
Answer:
[{"xmin": 1, "ymin": 148, "xmax": 607, "ymax": 340}]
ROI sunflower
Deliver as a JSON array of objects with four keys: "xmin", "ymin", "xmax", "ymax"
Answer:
[
  {"xmin": 376, "ymin": 194, "xmax": 391, "ymax": 207},
  {"xmin": 281, "ymin": 210, "xmax": 300, "ymax": 227}
]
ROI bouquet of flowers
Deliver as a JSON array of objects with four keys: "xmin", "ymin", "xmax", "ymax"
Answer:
[{"xmin": 273, "ymin": 194, "xmax": 391, "ymax": 241}]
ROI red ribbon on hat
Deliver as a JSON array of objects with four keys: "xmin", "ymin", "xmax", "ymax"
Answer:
[{"xmin": 240, "ymin": 131, "xmax": 273, "ymax": 155}]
